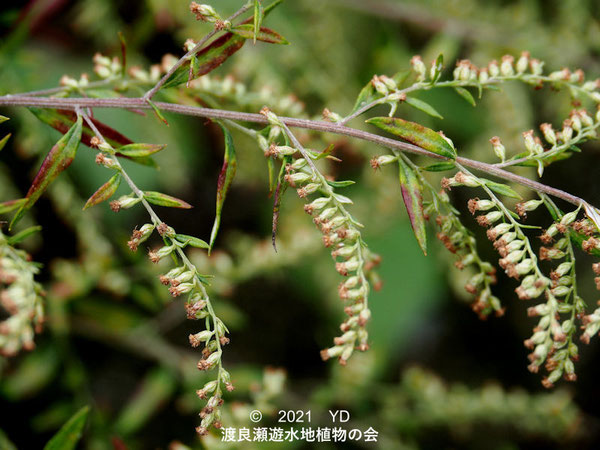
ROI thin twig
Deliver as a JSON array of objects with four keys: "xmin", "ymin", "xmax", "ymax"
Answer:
[{"xmin": 0, "ymin": 93, "xmax": 589, "ymax": 208}]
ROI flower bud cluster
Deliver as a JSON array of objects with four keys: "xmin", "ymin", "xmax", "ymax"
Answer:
[
  {"xmin": 0, "ymin": 232, "xmax": 45, "ymax": 357},
  {"xmin": 189, "ymin": 2, "xmax": 221, "ymax": 23},
  {"xmin": 280, "ymin": 156, "xmax": 378, "ymax": 365},
  {"xmin": 433, "ymin": 197, "xmax": 500, "ymax": 318},
  {"xmin": 93, "ymin": 53, "xmax": 121, "ymax": 79}
]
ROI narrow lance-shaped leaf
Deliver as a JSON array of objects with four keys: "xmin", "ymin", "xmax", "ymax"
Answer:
[
  {"xmin": 209, "ymin": 125, "xmax": 237, "ymax": 252},
  {"xmin": 482, "ymin": 179, "xmax": 522, "ymax": 200},
  {"xmin": 254, "ymin": 0, "xmax": 264, "ymax": 43},
  {"xmin": 174, "ymin": 234, "xmax": 210, "ymax": 249},
  {"xmin": 230, "ymin": 25, "xmax": 289, "ymax": 45},
  {"xmin": 11, "ymin": 115, "xmax": 83, "ymax": 229},
  {"xmin": 162, "ymin": 34, "xmax": 246, "ymax": 90},
  {"xmin": 454, "ymin": 87, "xmax": 476, "ymax": 106},
  {"xmin": 144, "ymin": 191, "xmax": 192, "ymax": 209},
  {"xmin": 116, "ymin": 143, "xmax": 166, "ymax": 157},
  {"xmin": 404, "ymin": 96, "xmax": 444, "ymax": 119},
  {"xmin": 84, "ymin": 173, "xmax": 122, "ymax": 210},
  {"xmin": 398, "ymin": 157, "xmax": 427, "ymax": 255},
  {"xmin": 0, "ymin": 133, "xmax": 10, "ymax": 152},
  {"xmin": 367, "ymin": 117, "xmax": 457, "ymax": 159},
  {"xmin": 44, "ymin": 406, "xmax": 90, "ymax": 450},
  {"xmin": 7, "ymin": 226, "xmax": 42, "ymax": 245},
  {"xmin": 0, "ymin": 198, "xmax": 26, "ymax": 214}
]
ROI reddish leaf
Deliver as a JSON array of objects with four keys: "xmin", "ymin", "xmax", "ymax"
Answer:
[
  {"xmin": 143, "ymin": 191, "xmax": 192, "ymax": 209},
  {"xmin": 29, "ymin": 108, "xmax": 132, "ymax": 148},
  {"xmin": 398, "ymin": 157, "xmax": 427, "ymax": 255},
  {"xmin": 84, "ymin": 173, "xmax": 122, "ymax": 210},
  {"xmin": 230, "ymin": 25, "xmax": 289, "ymax": 45},
  {"xmin": 162, "ymin": 34, "xmax": 246, "ymax": 90},
  {"xmin": 11, "ymin": 115, "xmax": 83, "ymax": 228},
  {"xmin": 209, "ymin": 125, "xmax": 237, "ymax": 251}
]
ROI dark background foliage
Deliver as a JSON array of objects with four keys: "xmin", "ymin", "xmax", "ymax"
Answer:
[{"xmin": 1, "ymin": 0, "xmax": 600, "ymax": 448}]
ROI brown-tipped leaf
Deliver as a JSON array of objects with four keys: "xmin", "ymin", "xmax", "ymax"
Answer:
[
  {"xmin": 398, "ymin": 157, "xmax": 427, "ymax": 255},
  {"xmin": 84, "ymin": 173, "xmax": 122, "ymax": 210},
  {"xmin": 230, "ymin": 25, "xmax": 289, "ymax": 45},
  {"xmin": 11, "ymin": 115, "xmax": 83, "ymax": 229},
  {"xmin": 143, "ymin": 191, "xmax": 192, "ymax": 209},
  {"xmin": 117, "ymin": 143, "xmax": 166, "ymax": 157},
  {"xmin": 162, "ymin": 34, "xmax": 246, "ymax": 90},
  {"xmin": 209, "ymin": 125, "xmax": 237, "ymax": 251},
  {"xmin": 367, "ymin": 117, "xmax": 456, "ymax": 159}
]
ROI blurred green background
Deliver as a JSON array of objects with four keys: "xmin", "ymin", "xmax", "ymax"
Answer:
[{"xmin": 1, "ymin": 0, "xmax": 600, "ymax": 448}]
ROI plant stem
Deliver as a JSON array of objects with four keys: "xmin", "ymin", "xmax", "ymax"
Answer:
[{"xmin": 0, "ymin": 94, "xmax": 589, "ymax": 208}]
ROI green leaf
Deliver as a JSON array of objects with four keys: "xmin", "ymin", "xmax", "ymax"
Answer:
[
  {"xmin": 0, "ymin": 198, "xmax": 26, "ymax": 214},
  {"xmin": 404, "ymin": 96, "xmax": 444, "ymax": 119},
  {"xmin": 392, "ymin": 70, "xmax": 412, "ymax": 87},
  {"xmin": 162, "ymin": 34, "xmax": 246, "ymax": 90},
  {"xmin": 174, "ymin": 234, "xmax": 209, "ymax": 249},
  {"xmin": 147, "ymin": 99, "xmax": 169, "ymax": 126},
  {"xmin": 29, "ymin": 108, "xmax": 132, "ymax": 148},
  {"xmin": 454, "ymin": 87, "xmax": 476, "ymax": 106},
  {"xmin": 263, "ymin": 0, "xmax": 284, "ymax": 16},
  {"xmin": 117, "ymin": 143, "xmax": 166, "ymax": 157},
  {"xmin": 0, "ymin": 115, "xmax": 9, "ymax": 123},
  {"xmin": 398, "ymin": 158, "xmax": 427, "ymax": 255},
  {"xmin": 12, "ymin": 115, "xmax": 83, "ymax": 229},
  {"xmin": 482, "ymin": 179, "xmax": 522, "ymax": 199},
  {"xmin": 7, "ymin": 226, "xmax": 42, "ymax": 245},
  {"xmin": 430, "ymin": 54, "xmax": 443, "ymax": 83},
  {"xmin": 44, "ymin": 406, "xmax": 89, "ymax": 450},
  {"xmin": 209, "ymin": 124, "xmax": 237, "ymax": 252},
  {"xmin": 230, "ymin": 25, "xmax": 288, "ymax": 45},
  {"xmin": 350, "ymin": 79, "xmax": 382, "ymax": 115},
  {"xmin": 144, "ymin": 192, "xmax": 192, "ymax": 209},
  {"xmin": 0, "ymin": 429, "xmax": 17, "ymax": 450},
  {"xmin": 0, "ymin": 133, "xmax": 10, "ymax": 152},
  {"xmin": 253, "ymin": 0, "xmax": 264, "ymax": 43},
  {"xmin": 421, "ymin": 161, "xmax": 456, "ymax": 172},
  {"xmin": 84, "ymin": 173, "xmax": 122, "ymax": 210},
  {"xmin": 327, "ymin": 180, "xmax": 355, "ymax": 188},
  {"xmin": 367, "ymin": 117, "xmax": 456, "ymax": 159},
  {"xmin": 271, "ymin": 158, "xmax": 290, "ymax": 252}
]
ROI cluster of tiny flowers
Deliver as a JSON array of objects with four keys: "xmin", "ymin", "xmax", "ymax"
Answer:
[
  {"xmin": 427, "ymin": 188, "xmax": 501, "ymax": 318},
  {"xmin": 523, "ymin": 211, "xmax": 586, "ymax": 387},
  {"xmin": 278, "ymin": 154, "xmax": 380, "ymax": 365},
  {"xmin": 185, "ymin": 75, "xmax": 305, "ymax": 117},
  {"xmin": 0, "ymin": 231, "xmax": 45, "ymax": 356},
  {"xmin": 127, "ymin": 221, "xmax": 233, "ymax": 434},
  {"xmin": 92, "ymin": 53, "xmax": 122, "ymax": 79}
]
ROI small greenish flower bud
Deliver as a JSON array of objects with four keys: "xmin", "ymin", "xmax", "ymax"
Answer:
[
  {"xmin": 169, "ymin": 282, "xmax": 194, "ymax": 296},
  {"xmin": 484, "ymin": 211, "xmax": 503, "ymax": 224},
  {"xmin": 371, "ymin": 76, "xmax": 389, "ymax": 95},
  {"xmin": 505, "ymin": 250, "xmax": 525, "ymax": 264},
  {"xmin": 562, "ymin": 319, "xmax": 574, "ymax": 334},
  {"xmin": 308, "ymin": 197, "xmax": 330, "ymax": 211},
  {"xmin": 529, "ymin": 59, "xmax": 544, "ymax": 76},
  {"xmin": 274, "ymin": 145, "xmax": 296, "ymax": 156},
  {"xmin": 579, "ymin": 110, "xmax": 594, "ymax": 127},
  {"xmin": 318, "ymin": 207, "xmax": 337, "ymax": 221},
  {"xmin": 410, "ymin": 55, "xmax": 427, "ymax": 81},
  {"xmin": 515, "ymin": 258, "xmax": 535, "ymax": 275},
  {"xmin": 478, "ymin": 67, "xmax": 489, "ymax": 83},
  {"xmin": 291, "ymin": 158, "xmax": 307, "ymax": 170},
  {"xmin": 94, "ymin": 64, "xmax": 112, "ymax": 79},
  {"xmin": 320, "ymin": 346, "xmax": 344, "ymax": 361},
  {"xmin": 521, "ymin": 274, "xmax": 537, "ymax": 289},
  {"xmin": 538, "ymin": 315, "xmax": 551, "ymax": 330},
  {"xmin": 285, "ymin": 172, "xmax": 311, "ymax": 185},
  {"xmin": 561, "ymin": 120, "xmax": 574, "ymax": 141},
  {"xmin": 358, "ymin": 309, "xmax": 371, "ymax": 326},
  {"xmin": 490, "ymin": 223, "xmax": 512, "ymax": 236},
  {"xmin": 190, "ymin": 2, "xmax": 220, "ymax": 22},
  {"xmin": 451, "ymin": 172, "xmax": 480, "ymax": 188},
  {"xmin": 540, "ymin": 123, "xmax": 556, "ymax": 145},
  {"xmin": 379, "ymin": 75, "xmax": 397, "ymax": 91},
  {"xmin": 516, "ymin": 51, "xmax": 530, "ymax": 74},
  {"xmin": 334, "ymin": 331, "xmax": 357, "ymax": 346},
  {"xmin": 488, "ymin": 60, "xmax": 500, "ymax": 78},
  {"xmin": 555, "ymin": 262, "xmax": 573, "ymax": 277},
  {"xmin": 339, "ymin": 345, "xmax": 354, "ymax": 363},
  {"xmin": 570, "ymin": 113, "xmax": 582, "ymax": 132},
  {"xmin": 522, "ymin": 130, "xmax": 537, "ymax": 153},
  {"xmin": 373, "ymin": 155, "xmax": 397, "ymax": 168},
  {"xmin": 332, "ymin": 245, "xmax": 355, "ymax": 258},
  {"xmin": 322, "ymin": 108, "xmax": 342, "ymax": 122},
  {"xmin": 560, "ymin": 210, "xmax": 578, "ymax": 225},
  {"xmin": 551, "ymin": 285, "xmax": 571, "ymax": 297},
  {"xmin": 205, "ymin": 351, "xmax": 222, "ymax": 367},
  {"xmin": 183, "ymin": 39, "xmax": 196, "ymax": 52},
  {"xmin": 500, "ymin": 55, "xmax": 514, "ymax": 77},
  {"xmin": 110, "ymin": 195, "xmax": 141, "ymax": 212},
  {"xmin": 257, "ymin": 135, "xmax": 269, "ymax": 152},
  {"xmin": 189, "ymin": 330, "xmax": 213, "ymax": 347},
  {"xmin": 302, "ymin": 183, "xmax": 320, "ymax": 195},
  {"xmin": 489, "ymin": 136, "xmax": 505, "ymax": 162},
  {"xmin": 583, "ymin": 79, "xmax": 600, "ymax": 91},
  {"xmin": 505, "ymin": 240, "xmax": 525, "ymax": 253},
  {"xmin": 590, "ymin": 92, "xmax": 600, "ymax": 103}
]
